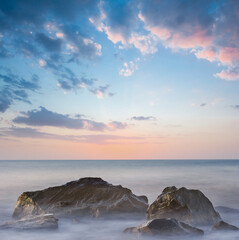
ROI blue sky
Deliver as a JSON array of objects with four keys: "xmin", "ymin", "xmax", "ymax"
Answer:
[{"xmin": 0, "ymin": 0, "xmax": 239, "ymax": 159}]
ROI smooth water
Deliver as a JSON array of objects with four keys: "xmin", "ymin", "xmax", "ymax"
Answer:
[{"xmin": 0, "ymin": 160, "xmax": 239, "ymax": 239}]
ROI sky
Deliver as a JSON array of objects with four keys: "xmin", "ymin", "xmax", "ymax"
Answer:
[{"xmin": 0, "ymin": 0, "xmax": 239, "ymax": 160}]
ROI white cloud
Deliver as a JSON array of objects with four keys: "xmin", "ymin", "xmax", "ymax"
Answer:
[
  {"xmin": 119, "ymin": 59, "xmax": 140, "ymax": 77},
  {"xmin": 95, "ymin": 90, "xmax": 104, "ymax": 99},
  {"xmin": 38, "ymin": 59, "xmax": 46, "ymax": 67},
  {"xmin": 83, "ymin": 38, "xmax": 102, "ymax": 56},
  {"xmin": 90, "ymin": 7, "xmax": 157, "ymax": 55},
  {"xmin": 129, "ymin": 33, "xmax": 158, "ymax": 55},
  {"xmin": 214, "ymin": 68, "xmax": 239, "ymax": 81}
]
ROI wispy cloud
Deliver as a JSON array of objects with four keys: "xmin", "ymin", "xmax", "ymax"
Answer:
[
  {"xmin": 0, "ymin": 69, "xmax": 40, "ymax": 112},
  {"xmin": 89, "ymin": 0, "xmax": 137, "ymax": 46},
  {"xmin": 231, "ymin": 105, "xmax": 239, "ymax": 110},
  {"xmin": 106, "ymin": 121, "xmax": 127, "ymax": 129},
  {"xmin": 13, "ymin": 107, "xmax": 127, "ymax": 131},
  {"xmin": 131, "ymin": 116, "xmax": 156, "ymax": 121},
  {"xmin": 191, "ymin": 98, "xmax": 223, "ymax": 108},
  {"xmin": 0, "ymin": 127, "xmax": 140, "ymax": 145},
  {"xmin": 90, "ymin": 1, "xmax": 158, "ymax": 55},
  {"xmin": 36, "ymin": 33, "xmax": 62, "ymax": 52},
  {"xmin": 119, "ymin": 58, "xmax": 139, "ymax": 77},
  {"xmin": 214, "ymin": 67, "xmax": 239, "ymax": 81},
  {"xmin": 90, "ymin": 85, "xmax": 114, "ymax": 99},
  {"xmin": 128, "ymin": 32, "xmax": 158, "ymax": 55}
]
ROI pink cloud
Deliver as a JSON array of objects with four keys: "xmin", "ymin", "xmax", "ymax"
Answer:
[
  {"xmin": 142, "ymin": 17, "xmax": 214, "ymax": 51},
  {"xmin": 195, "ymin": 48, "xmax": 218, "ymax": 62},
  {"xmin": 146, "ymin": 26, "xmax": 171, "ymax": 41},
  {"xmin": 139, "ymin": 12, "xmax": 239, "ymax": 81},
  {"xmin": 104, "ymin": 26, "xmax": 127, "ymax": 45},
  {"xmin": 215, "ymin": 68, "xmax": 239, "ymax": 81},
  {"xmin": 92, "ymin": 5, "xmax": 239, "ymax": 81},
  {"xmin": 169, "ymin": 29, "xmax": 213, "ymax": 49},
  {"xmin": 94, "ymin": 90, "xmax": 104, "ymax": 99},
  {"xmin": 218, "ymin": 47, "xmax": 239, "ymax": 65},
  {"xmin": 89, "ymin": 5, "xmax": 128, "ymax": 46}
]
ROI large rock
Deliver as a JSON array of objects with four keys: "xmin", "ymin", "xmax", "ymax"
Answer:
[
  {"xmin": 0, "ymin": 214, "xmax": 58, "ymax": 230},
  {"xmin": 147, "ymin": 186, "xmax": 221, "ymax": 226},
  {"xmin": 124, "ymin": 218, "xmax": 204, "ymax": 236},
  {"xmin": 13, "ymin": 177, "xmax": 148, "ymax": 219},
  {"xmin": 212, "ymin": 221, "xmax": 239, "ymax": 231}
]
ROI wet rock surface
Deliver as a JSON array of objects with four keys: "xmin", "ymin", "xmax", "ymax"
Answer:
[
  {"xmin": 0, "ymin": 214, "xmax": 58, "ymax": 230},
  {"xmin": 13, "ymin": 177, "xmax": 148, "ymax": 219},
  {"xmin": 147, "ymin": 186, "xmax": 221, "ymax": 226},
  {"xmin": 212, "ymin": 221, "xmax": 239, "ymax": 231},
  {"xmin": 124, "ymin": 218, "xmax": 204, "ymax": 236}
]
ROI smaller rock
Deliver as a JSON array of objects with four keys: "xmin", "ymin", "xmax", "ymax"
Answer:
[
  {"xmin": 124, "ymin": 218, "xmax": 204, "ymax": 236},
  {"xmin": 0, "ymin": 214, "xmax": 58, "ymax": 230},
  {"xmin": 212, "ymin": 221, "xmax": 239, "ymax": 231}
]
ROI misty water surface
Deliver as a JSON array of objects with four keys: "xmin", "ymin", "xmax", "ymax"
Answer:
[{"xmin": 0, "ymin": 160, "xmax": 238, "ymax": 240}]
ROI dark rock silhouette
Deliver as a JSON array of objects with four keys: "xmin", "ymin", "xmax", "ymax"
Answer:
[
  {"xmin": 147, "ymin": 186, "xmax": 221, "ymax": 226},
  {"xmin": 212, "ymin": 221, "xmax": 239, "ymax": 231},
  {"xmin": 124, "ymin": 218, "xmax": 204, "ymax": 236},
  {"xmin": 13, "ymin": 177, "xmax": 148, "ymax": 219}
]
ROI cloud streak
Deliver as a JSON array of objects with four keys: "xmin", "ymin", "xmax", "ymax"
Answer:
[
  {"xmin": 131, "ymin": 116, "xmax": 156, "ymax": 121},
  {"xmin": 0, "ymin": 69, "xmax": 40, "ymax": 112},
  {"xmin": 13, "ymin": 107, "xmax": 127, "ymax": 131},
  {"xmin": 90, "ymin": 85, "xmax": 114, "ymax": 99},
  {"xmin": 231, "ymin": 105, "xmax": 239, "ymax": 110},
  {"xmin": 0, "ymin": 127, "xmax": 140, "ymax": 145}
]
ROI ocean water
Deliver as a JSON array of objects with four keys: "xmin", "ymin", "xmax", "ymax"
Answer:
[{"xmin": 0, "ymin": 160, "xmax": 238, "ymax": 239}]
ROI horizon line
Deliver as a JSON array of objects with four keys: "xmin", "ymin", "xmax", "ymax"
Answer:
[{"xmin": 1, "ymin": 159, "xmax": 239, "ymax": 161}]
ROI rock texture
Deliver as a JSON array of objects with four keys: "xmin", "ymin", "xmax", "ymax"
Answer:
[
  {"xmin": 147, "ymin": 186, "xmax": 221, "ymax": 226},
  {"xmin": 124, "ymin": 218, "xmax": 204, "ymax": 236},
  {"xmin": 212, "ymin": 221, "xmax": 239, "ymax": 231},
  {"xmin": 0, "ymin": 214, "xmax": 58, "ymax": 230},
  {"xmin": 13, "ymin": 177, "xmax": 148, "ymax": 219}
]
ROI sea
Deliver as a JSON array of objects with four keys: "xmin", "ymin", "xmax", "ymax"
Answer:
[{"xmin": 0, "ymin": 160, "xmax": 238, "ymax": 240}]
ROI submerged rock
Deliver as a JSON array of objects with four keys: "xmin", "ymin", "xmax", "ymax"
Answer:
[
  {"xmin": 13, "ymin": 177, "xmax": 148, "ymax": 219},
  {"xmin": 0, "ymin": 214, "xmax": 58, "ymax": 230},
  {"xmin": 124, "ymin": 218, "xmax": 204, "ymax": 236},
  {"xmin": 147, "ymin": 186, "xmax": 221, "ymax": 226},
  {"xmin": 212, "ymin": 221, "xmax": 239, "ymax": 231}
]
